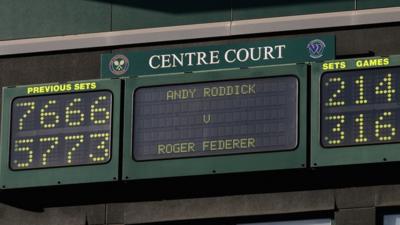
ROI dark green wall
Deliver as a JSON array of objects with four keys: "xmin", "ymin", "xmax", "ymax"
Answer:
[
  {"xmin": 232, "ymin": 0, "xmax": 354, "ymax": 21},
  {"xmin": 357, "ymin": 0, "xmax": 400, "ymax": 9},
  {"xmin": 111, "ymin": 0, "xmax": 230, "ymax": 30},
  {"xmin": 1, "ymin": 0, "xmax": 400, "ymax": 41},
  {"xmin": 0, "ymin": 0, "xmax": 111, "ymax": 41}
]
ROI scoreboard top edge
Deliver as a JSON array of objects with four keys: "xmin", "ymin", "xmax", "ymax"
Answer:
[
  {"xmin": 125, "ymin": 64, "xmax": 307, "ymax": 87},
  {"xmin": 312, "ymin": 55, "xmax": 400, "ymax": 73},
  {"xmin": 2, "ymin": 79, "xmax": 121, "ymax": 98}
]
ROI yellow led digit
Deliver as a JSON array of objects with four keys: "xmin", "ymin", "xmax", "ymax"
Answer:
[
  {"xmin": 40, "ymin": 100, "xmax": 60, "ymax": 129},
  {"xmin": 90, "ymin": 96, "xmax": 110, "ymax": 124},
  {"xmin": 325, "ymin": 77, "xmax": 345, "ymax": 107},
  {"xmin": 355, "ymin": 76, "xmax": 368, "ymax": 104},
  {"xmin": 324, "ymin": 115, "xmax": 345, "ymax": 145},
  {"xmin": 13, "ymin": 139, "xmax": 34, "ymax": 168},
  {"xmin": 375, "ymin": 73, "xmax": 395, "ymax": 102},
  {"xmin": 89, "ymin": 133, "xmax": 110, "ymax": 162},
  {"xmin": 16, "ymin": 101, "xmax": 35, "ymax": 130},
  {"xmin": 39, "ymin": 136, "xmax": 59, "ymax": 166},
  {"xmin": 355, "ymin": 114, "xmax": 367, "ymax": 143},
  {"xmin": 65, "ymin": 135, "xmax": 84, "ymax": 164},
  {"xmin": 65, "ymin": 98, "xmax": 85, "ymax": 126},
  {"xmin": 375, "ymin": 111, "xmax": 396, "ymax": 141}
]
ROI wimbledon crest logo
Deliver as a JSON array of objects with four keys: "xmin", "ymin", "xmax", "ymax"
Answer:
[
  {"xmin": 307, "ymin": 39, "xmax": 326, "ymax": 59},
  {"xmin": 109, "ymin": 54, "xmax": 129, "ymax": 75}
]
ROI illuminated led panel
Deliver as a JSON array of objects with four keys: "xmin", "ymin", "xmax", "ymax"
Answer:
[
  {"xmin": 321, "ymin": 67, "xmax": 400, "ymax": 147},
  {"xmin": 10, "ymin": 92, "xmax": 112, "ymax": 170},
  {"xmin": 133, "ymin": 77, "xmax": 298, "ymax": 161},
  {"xmin": 0, "ymin": 79, "xmax": 121, "ymax": 189},
  {"xmin": 311, "ymin": 55, "xmax": 400, "ymax": 167}
]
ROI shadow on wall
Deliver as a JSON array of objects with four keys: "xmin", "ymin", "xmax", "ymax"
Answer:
[{"xmin": 87, "ymin": 0, "xmax": 354, "ymax": 14}]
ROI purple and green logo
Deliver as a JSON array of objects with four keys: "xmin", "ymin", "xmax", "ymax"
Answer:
[
  {"xmin": 307, "ymin": 39, "xmax": 326, "ymax": 59},
  {"xmin": 109, "ymin": 54, "xmax": 129, "ymax": 76}
]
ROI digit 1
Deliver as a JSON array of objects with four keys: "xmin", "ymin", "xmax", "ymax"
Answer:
[
  {"xmin": 355, "ymin": 76, "xmax": 368, "ymax": 104},
  {"xmin": 39, "ymin": 137, "xmax": 59, "ymax": 166},
  {"xmin": 90, "ymin": 96, "xmax": 110, "ymax": 125},
  {"xmin": 375, "ymin": 73, "xmax": 395, "ymax": 102},
  {"xmin": 375, "ymin": 111, "xmax": 396, "ymax": 141},
  {"xmin": 65, "ymin": 135, "xmax": 84, "ymax": 164},
  {"xmin": 16, "ymin": 102, "xmax": 35, "ymax": 130},
  {"xmin": 13, "ymin": 139, "xmax": 34, "ymax": 168},
  {"xmin": 40, "ymin": 100, "xmax": 60, "ymax": 129},
  {"xmin": 89, "ymin": 133, "xmax": 110, "ymax": 163},
  {"xmin": 65, "ymin": 98, "xmax": 85, "ymax": 127},
  {"xmin": 355, "ymin": 114, "xmax": 367, "ymax": 143},
  {"xmin": 324, "ymin": 115, "xmax": 345, "ymax": 145}
]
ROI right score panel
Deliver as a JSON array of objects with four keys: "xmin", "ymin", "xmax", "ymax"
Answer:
[{"xmin": 311, "ymin": 55, "xmax": 400, "ymax": 167}]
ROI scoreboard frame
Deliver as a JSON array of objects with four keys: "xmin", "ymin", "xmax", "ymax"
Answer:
[
  {"xmin": 311, "ymin": 55, "xmax": 400, "ymax": 167},
  {"xmin": 0, "ymin": 79, "xmax": 121, "ymax": 189},
  {"xmin": 122, "ymin": 64, "xmax": 308, "ymax": 180}
]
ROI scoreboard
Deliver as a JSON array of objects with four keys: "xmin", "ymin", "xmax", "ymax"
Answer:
[
  {"xmin": 122, "ymin": 65, "xmax": 307, "ymax": 180},
  {"xmin": 311, "ymin": 56, "xmax": 400, "ymax": 167},
  {"xmin": 0, "ymin": 79, "xmax": 121, "ymax": 189},
  {"xmin": 6, "ymin": 56, "xmax": 400, "ymax": 188}
]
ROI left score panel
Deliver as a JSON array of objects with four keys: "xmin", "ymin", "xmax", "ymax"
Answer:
[
  {"xmin": 10, "ymin": 91, "xmax": 112, "ymax": 170},
  {"xmin": 0, "ymin": 79, "xmax": 121, "ymax": 189}
]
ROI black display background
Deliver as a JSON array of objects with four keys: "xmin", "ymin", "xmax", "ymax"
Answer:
[{"xmin": 133, "ymin": 76, "xmax": 298, "ymax": 161}]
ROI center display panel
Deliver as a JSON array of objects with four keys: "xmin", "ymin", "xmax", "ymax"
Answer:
[
  {"xmin": 123, "ymin": 64, "xmax": 307, "ymax": 180},
  {"xmin": 133, "ymin": 77, "xmax": 298, "ymax": 161}
]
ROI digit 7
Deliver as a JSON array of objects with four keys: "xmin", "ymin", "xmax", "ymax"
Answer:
[
  {"xmin": 39, "ymin": 136, "xmax": 59, "ymax": 166},
  {"xmin": 15, "ymin": 101, "xmax": 35, "ymax": 130},
  {"xmin": 65, "ymin": 135, "xmax": 84, "ymax": 164}
]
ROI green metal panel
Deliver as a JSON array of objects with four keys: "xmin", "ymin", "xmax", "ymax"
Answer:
[
  {"xmin": 357, "ymin": 0, "xmax": 400, "ymax": 9},
  {"xmin": 311, "ymin": 55, "xmax": 400, "ymax": 167},
  {"xmin": 0, "ymin": 0, "xmax": 111, "ymax": 41},
  {"xmin": 0, "ymin": 79, "xmax": 121, "ymax": 189},
  {"xmin": 122, "ymin": 64, "xmax": 307, "ymax": 180},
  {"xmin": 111, "ymin": 0, "xmax": 230, "ymax": 31},
  {"xmin": 232, "ymin": 0, "xmax": 355, "ymax": 21},
  {"xmin": 101, "ymin": 35, "xmax": 335, "ymax": 78}
]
